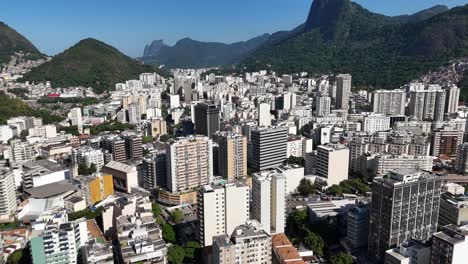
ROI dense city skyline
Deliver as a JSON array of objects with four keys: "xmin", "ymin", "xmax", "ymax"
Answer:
[{"xmin": 0, "ymin": 0, "xmax": 466, "ymax": 57}]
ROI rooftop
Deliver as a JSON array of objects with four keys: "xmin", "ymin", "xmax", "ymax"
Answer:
[
  {"xmin": 103, "ymin": 161, "xmax": 137, "ymax": 173},
  {"xmin": 25, "ymin": 180, "xmax": 77, "ymax": 199}
]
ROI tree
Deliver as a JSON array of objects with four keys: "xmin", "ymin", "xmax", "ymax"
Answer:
[
  {"xmin": 20, "ymin": 130, "xmax": 29, "ymax": 138},
  {"xmin": 325, "ymin": 185, "xmax": 344, "ymax": 195},
  {"xmin": 330, "ymin": 252, "xmax": 353, "ymax": 264},
  {"xmin": 7, "ymin": 247, "xmax": 31, "ymax": 264},
  {"xmin": 78, "ymin": 163, "xmax": 97, "ymax": 176},
  {"xmin": 183, "ymin": 241, "xmax": 201, "ymax": 263},
  {"xmin": 171, "ymin": 209, "xmax": 184, "ymax": 224},
  {"xmin": 162, "ymin": 223, "xmax": 176, "ymax": 243},
  {"xmin": 297, "ymin": 178, "xmax": 316, "ymax": 196},
  {"xmin": 152, "ymin": 202, "xmax": 162, "ymax": 217},
  {"xmin": 167, "ymin": 245, "xmax": 185, "ymax": 264},
  {"xmin": 284, "ymin": 156, "xmax": 305, "ymax": 167},
  {"xmin": 304, "ymin": 231, "xmax": 325, "ymax": 256},
  {"xmin": 142, "ymin": 135, "xmax": 154, "ymax": 144}
]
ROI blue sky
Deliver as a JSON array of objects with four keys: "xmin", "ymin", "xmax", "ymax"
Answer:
[{"xmin": 0, "ymin": 0, "xmax": 466, "ymax": 57}]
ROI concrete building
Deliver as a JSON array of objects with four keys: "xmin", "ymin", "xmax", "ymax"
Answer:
[
  {"xmin": 0, "ymin": 168, "xmax": 17, "ymax": 223},
  {"xmin": 363, "ymin": 114, "xmax": 391, "ymax": 134},
  {"xmin": 258, "ymin": 102, "xmax": 272, "ymax": 127},
  {"xmin": 286, "ymin": 136, "xmax": 303, "ymax": 158},
  {"xmin": 371, "ymin": 89, "xmax": 406, "ymax": 115},
  {"xmin": 431, "ymin": 224, "xmax": 468, "ymax": 264},
  {"xmin": 149, "ymin": 118, "xmax": 167, "ymax": 137},
  {"xmin": 430, "ymin": 127, "xmax": 464, "ymax": 158},
  {"xmin": 30, "ymin": 211, "xmax": 88, "ymax": 264},
  {"xmin": 102, "ymin": 136, "xmax": 126, "ymax": 162},
  {"xmin": 272, "ymin": 233, "xmax": 304, "ymax": 264},
  {"xmin": 72, "ymin": 146, "xmax": 105, "ymax": 171},
  {"xmin": 455, "ymin": 143, "xmax": 468, "ymax": 174},
  {"xmin": 316, "ymin": 144, "xmax": 349, "ymax": 186},
  {"xmin": 142, "ymin": 152, "xmax": 166, "ymax": 190},
  {"xmin": 217, "ymin": 132, "xmax": 247, "ymax": 180},
  {"xmin": 115, "ymin": 195, "xmax": 167, "ymax": 264},
  {"xmin": 75, "ymin": 173, "xmax": 114, "ymax": 206},
  {"xmin": 102, "ymin": 161, "xmax": 138, "ymax": 193},
  {"xmin": 194, "ymin": 102, "xmax": 219, "ymax": 138},
  {"xmin": 374, "ymin": 154, "xmax": 433, "ymax": 176},
  {"xmin": 439, "ymin": 193, "xmax": 468, "ymax": 227},
  {"xmin": 335, "ymin": 74, "xmax": 352, "ymax": 110},
  {"xmin": 213, "ymin": 220, "xmax": 271, "ymax": 264},
  {"xmin": 7, "ymin": 139, "xmax": 35, "ymax": 162},
  {"xmin": 384, "ymin": 240, "xmax": 430, "ymax": 264},
  {"xmin": 316, "ymin": 95, "xmax": 331, "ymax": 117},
  {"xmin": 198, "ymin": 181, "xmax": 250, "ymax": 247},
  {"xmin": 127, "ymin": 104, "xmax": 141, "ymax": 124},
  {"xmin": 123, "ymin": 135, "xmax": 143, "ymax": 160},
  {"xmin": 22, "ymin": 160, "xmax": 70, "ymax": 189},
  {"xmin": 166, "ymin": 136, "xmax": 213, "ymax": 193},
  {"xmin": 252, "ymin": 171, "xmax": 286, "ymax": 235},
  {"xmin": 250, "ymin": 127, "xmax": 288, "ymax": 171},
  {"xmin": 68, "ymin": 107, "xmax": 83, "ymax": 132},
  {"xmin": 345, "ymin": 204, "xmax": 369, "ymax": 251},
  {"xmin": 408, "ymin": 87, "xmax": 446, "ymax": 121},
  {"xmin": 368, "ymin": 169, "xmax": 442, "ymax": 262},
  {"xmin": 28, "ymin": 125, "xmax": 57, "ymax": 138},
  {"xmin": 445, "ymin": 85, "xmax": 460, "ymax": 114}
]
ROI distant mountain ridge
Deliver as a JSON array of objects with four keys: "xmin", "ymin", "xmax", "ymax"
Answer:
[
  {"xmin": 0, "ymin": 22, "xmax": 42, "ymax": 64},
  {"xmin": 141, "ymin": 34, "xmax": 271, "ymax": 68},
  {"xmin": 241, "ymin": 0, "xmax": 468, "ymax": 90},
  {"xmin": 22, "ymin": 38, "xmax": 163, "ymax": 93}
]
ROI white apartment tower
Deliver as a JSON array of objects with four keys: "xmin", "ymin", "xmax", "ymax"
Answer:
[
  {"xmin": 252, "ymin": 171, "xmax": 286, "ymax": 235},
  {"xmin": 68, "ymin": 108, "xmax": 83, "ymax": 133},
  {"xmin": 198, "ymin": 182, "xmax": 250, "ymax": 247},
  {"xmin": 258, "ymin": 102, "xmax": 272, "ymax": 127},
  {"xmin": 316, "ymin": 95, "xmax": 331, "ymax": 117},
  {"xmin": 371, "ymin": 89, "xmax": 406, "ymax": 115},
  {"xmin": 317, "ymin": 144, "xmax": 349, "ymax": 186},
  {"xmin": 0, "ymin": 168, "xmax": 17, "ymax": 222}
]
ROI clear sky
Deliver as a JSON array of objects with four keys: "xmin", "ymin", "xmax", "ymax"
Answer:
[{"xmin": 0, "ymin": 0, "xmax": 466, "ymax": 57}]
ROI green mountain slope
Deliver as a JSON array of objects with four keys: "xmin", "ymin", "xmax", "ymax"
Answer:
[
  {"xmin": 243, "ymin": 0, "xmax": 468, "ymax": 89},
  {"xmin": 22, "ymin": 38, "xmax": 163, "ymax": 93},
  {"xmin": 0, "ymin": 22, "xmax": 41, "ymax": 64},
  {"xmin": 141, "ymin": 34, "xmax": 271, "ymax": 68}
]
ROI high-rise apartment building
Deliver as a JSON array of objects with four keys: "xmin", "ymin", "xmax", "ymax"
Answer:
[
  {"xmin": 123, "ymin": 135, "xmax": 143, "ymax": 160},
  {"xmin": 454, "ymin": 143, "xmax": 468, "ymax": 174},
  {"xmin": 166, "ymin": 136, "xmax": 213, "ymax": 193},
  {"xmin": 127, "ymin": 104, "xmax": 141, "ymax": 124},
  {"xmin": 408, "ymin": 86, "xmax": 446, "ymax": 121},
  {"xmin": 445, "ymin": 85, "xmax": 460, "ymax": 114},
  {"xmin": 213, "ymin": 220, "xmax": 272, "ymax": 264},
  {"xmin": 363, "ymin": 114, "xmax": 391, "ymax": 133},
  {"xmin": 250, "ymin": 127, "xmax": 288, "ymax": 171},
  {"xmin": 430, "ymin": 126, "xmax": 464, "ymax": 158},
  {"xmin": 142, "ymin": 152, "xmax": 167, "ymax": 190},
  {"xmin": 102, "ymin": 136, "xmax": 126, "ymax": 162},
  {"xmin": 0, "ymin": 168, "xmax": 17, "ymax": 223},
  {"xmin": 252, "ymin": 171, "xmax": 286, "ymax": 235},
  {"xmin": 194, "ymin": 102, "xmax": 220, "ymax": 138},
  {"xmin": 217, "ymin": 132, "xmax": 247, "ymax": 180},
  {"xmin": 335, "ymin": 74, "xmax": 352, "ymax": 110},
  {"xmin": 68, "ymin": 108, "xmax": 83, "ymax": 132},
  {"xmin": 7, "ymin": 139, "xmax": 35, "ymax": 162},
  {"xmin": 316, "ymin": 144, "xmax": 349, "ymax": 186},
  {"xmin": 368, "ymin": 169, "xmax": 442, "ymax": 262},
  {"xmin": 316, "ymin": 95, "xmax": 331, "ymax": 117},
  {"xmin": 258, "ymin": 102, "xmax": 272, "ymax": 127},
  {"xmin": 371, "ymin": 89, "xmax": 406, "ymax": 115},
  {"xmin": 198, "ymin": 181, "xmax": 250, "ymax": 247}
]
